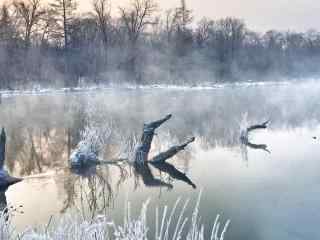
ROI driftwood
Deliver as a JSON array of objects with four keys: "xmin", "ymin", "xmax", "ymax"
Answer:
[
  {"xmin": 150, "ymin": 137, "xmax": 195, "ymax": 164},
  {"xmin": 240, "ymin": 120, "xmax": 270, "ymax": 154},
  {"xmin": 71, "ymin": 114, "xmax": 195, "ymax": 169},
  {"xmin": 133, "ymin": 114, "xmax": 196, "ymax": 188},
  {"xmin": 135, "ymin": 114, "xmax": 172, "ymax": 164},
  {"xmin": 135, "ymin": 114, "xmax": 195, "ymax": 165},
  {"xmin": 240, "ymin": 120, "xmax": 269, "ymax": 143},
  {"xmin": 0, "ymin": 128, "xmax": 22, "ymax": 189}
]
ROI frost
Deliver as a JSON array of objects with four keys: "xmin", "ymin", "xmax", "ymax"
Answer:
[{"xmin": 1, "ymin": 194, "xmax": 230, "ymax": 240}]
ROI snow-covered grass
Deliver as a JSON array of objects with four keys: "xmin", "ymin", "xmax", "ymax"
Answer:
[{"xmin": 2, "ymin": 194, "xmax": 230, "ymax": 240}]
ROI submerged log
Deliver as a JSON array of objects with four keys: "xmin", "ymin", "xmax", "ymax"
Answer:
[
  {"xmin": 246, "ymin": 120, "xmax": 269, "ymax": 132},
  {"xmin": 240, "ymin": 120, "xmax": 269, "ymax": 144},
  {"xmin": 240, "ymin": 120, "xmax": 270, "ymax": 154},
  {"xmin": 70, "ymin": 114, "xmax": 195, "ymax": 168},
  {"xmin": 0, "ymin": 128, "xmax": 22, "ymax": 189}
]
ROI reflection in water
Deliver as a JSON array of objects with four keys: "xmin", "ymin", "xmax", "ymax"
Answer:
[
  {"xmin": 62, "ymin": 160, "xmax": 131, "ymax": 219},
  {"xmin": 150, "ymin": 162, "xmax": 196, "ymax": 189},
  {"xmin": 246, "ymin": 142, "xmax": 270, "ymax": 154},
  {"xmin": 134, "ymin": 163, "xmax": 173, "ymax": 189},
  {"xmin": 0, "ymin": 188, "xmax": 24, "ymax": 223},
  {"xmin": 1, "ymin": 83, "xmax": 320, "ymax": 239},
  {"xmin": 0, "ymin": 190, "xmax": 7, "ymax": 213},
  {"xmin": 0, "ymin": 190, "xmax": 8, "ymax": 223}
]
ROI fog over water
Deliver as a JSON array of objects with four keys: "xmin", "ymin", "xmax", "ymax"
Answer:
[
  {"xmin": 0, "ymin": 81, "xmax": 320, "ymax": 239},
  {"xmin": 0, "ymin": 0, "xmax": 320, "ymax": 238}
]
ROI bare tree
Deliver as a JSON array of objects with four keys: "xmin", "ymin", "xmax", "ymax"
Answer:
[
  {"xmin": 119, "ymin": 0, "xmax": 157, "ymax": 80},
  {"xmin": 174, "ymin": 0, "xmax": 193, "ymax": 31},
  {"xmin": 50, "ymin": 0, "xmax": 77, "ymax": 49},
  {"xmin": 0, "ymin": 4, "xmax": 16, "ymax": 42},
  {"xmin": 13, "ymin": 0, "xmax": 45, "ymax": 48},
  {"xmin": 119, "ymin": 0, "xmax": 157, "ymax": 45},
  {"xmin": 195, "ymin": 17, "xmax": 213, "ymax": 48},
  {"xmin": 163, "ymin": 9, "xmax": 178, "ymax": 44},
  {"xmin": 92, "ymin": 0, "xmax": 112, "ymax": 49},
  {"xmin": 37, "ymin": 7, "xmax": 57, "ymax": 46}
]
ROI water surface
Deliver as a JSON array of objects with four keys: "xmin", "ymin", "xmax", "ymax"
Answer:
[{"xmin": 1, "ymin": 82, "xmax": 320, "ymax": 239}]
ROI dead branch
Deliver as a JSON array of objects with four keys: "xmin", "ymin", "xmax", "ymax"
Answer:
[
  {"xmin": 150, "ymin": 137, "xmax": 195, "ymax": 164},
  {"xmin": 135, "ymin": 114, "xmax": 195, "ymax": 165},
  {"xmin": 240, "ymin": 120, "xmax": 269, "ymax": 143},
  {"xmin": 246, "ymin": 120, "xmax": 269, "ymax": 132},
  {"xmin": 134, "ymin": 114, "xmax": 172, "ymax": 164},
  {"xmin": 240, "ymin": 120, "xmax": 271, "ymax": 155}
]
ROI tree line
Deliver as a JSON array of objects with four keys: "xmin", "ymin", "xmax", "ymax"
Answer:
[{"xmin": 0, "ymin": 0, "xmax": 320, "ymax": 89}]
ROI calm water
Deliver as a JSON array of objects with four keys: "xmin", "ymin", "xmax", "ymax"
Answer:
[{"xmin": 1, "ymin": 82, "xmax": 320, "ymax": 239}]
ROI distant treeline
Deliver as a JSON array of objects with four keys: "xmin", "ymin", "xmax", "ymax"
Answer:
[{"xmin": 0, "ymin": 0, "xmax": 320, "ymax": 89}]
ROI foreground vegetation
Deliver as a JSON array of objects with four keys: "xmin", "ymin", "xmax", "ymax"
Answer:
[
  {"xmin": 0, "ymin": 0, "xmax": 320, "ymax": 89},
  {"xmin": 0, "ymin": 194, "xmax": 229, "ymax": 240}
]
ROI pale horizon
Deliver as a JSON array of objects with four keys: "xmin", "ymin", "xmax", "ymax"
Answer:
[
  {"xmin": 0, "ymin": 0, "xmax": 318, "ymax": 31},
  {"xmin": 76, "ymin": 0, "xmax": 319, "ymax": 32}
]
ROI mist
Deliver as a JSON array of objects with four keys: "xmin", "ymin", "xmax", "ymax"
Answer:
[{"xmin": 0, "ymin": 0, "xmax": 320, "ymax": 90}]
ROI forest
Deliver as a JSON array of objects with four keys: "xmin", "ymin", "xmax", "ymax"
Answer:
[{"xmin": 1, "ymin": 0, "xmax": 320, "ymax": 89}]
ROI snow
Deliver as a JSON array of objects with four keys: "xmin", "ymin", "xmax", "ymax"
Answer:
[{"xmin": 0, "ymin": 194, "xmax": 230, "ymax": 240}]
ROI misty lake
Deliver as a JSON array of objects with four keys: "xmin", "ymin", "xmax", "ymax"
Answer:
[{"xmin": 1, "ymin": 81, "xmax": 320, "ymax": 240}]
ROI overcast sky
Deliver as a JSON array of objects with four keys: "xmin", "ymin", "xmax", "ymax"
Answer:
[
  {"xmin": 2, "ymin": 0, "xmax": 317, "ymax": 32},
  {"xmin": 76, "ymin": 0, "xmax": 319, "ymax": 32}
]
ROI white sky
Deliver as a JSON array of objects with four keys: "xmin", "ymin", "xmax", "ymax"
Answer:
[
  {"xmin": 2, "ymin": 0, "xmax": 319, "ymax": 32},
  {"xmin": 77, "ymin": 0, "xmax": 320, "ymax": 32}
]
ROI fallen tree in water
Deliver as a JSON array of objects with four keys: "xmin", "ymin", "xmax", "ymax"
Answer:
[
  {"xmin": 71, "ymin": 114, "xmax": 195, "ymax": 168},
  {"xmin": 240, "ymin": 120, "xmax": 269, "ymax": 143},
  {"xmin": 134, "ymin": 114, "xmax": 173, "ymax": 164},
  {"xmin": 134, "ymin": 114, "xmax": 195, "ymax": 165},
  {"xmin": 133, "ymin": 115, "xmax": 196, "ymax": 189},
  {"xmin": 240, "ymin": 120, "xmax": 270, "ymax": 154}
]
